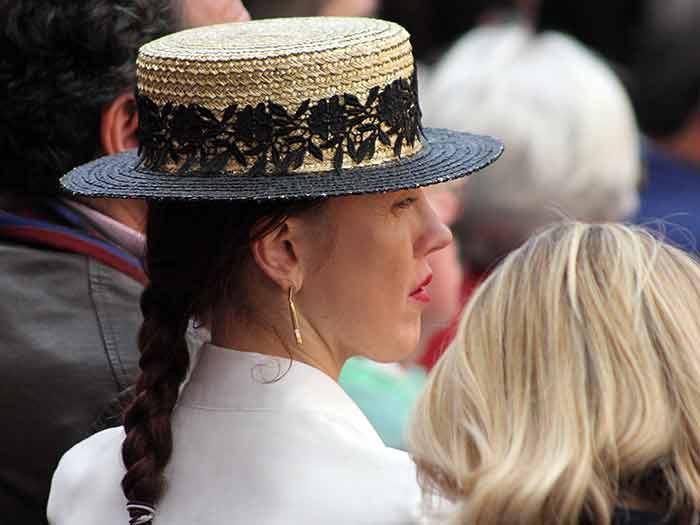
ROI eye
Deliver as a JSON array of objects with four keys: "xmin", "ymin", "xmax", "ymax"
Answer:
[{"xmin": 393, "ymin": 197, "xmax": 417, "ymax": 210}]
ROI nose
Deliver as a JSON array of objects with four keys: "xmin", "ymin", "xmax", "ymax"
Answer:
[{"xmin": 416, "ymin": 195, "xmax": 453, "ymax": 258}]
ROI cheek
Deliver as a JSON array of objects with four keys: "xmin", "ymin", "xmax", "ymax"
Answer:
[
  {"xmin": 311, "ymin": 230, "xmax": 421, "ymax": 360},
  {"xmin": 367, "ymin": 257, "xmax": 423, "ymax": 360}
]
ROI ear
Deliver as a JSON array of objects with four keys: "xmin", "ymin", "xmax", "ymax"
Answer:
[
  {"xmin": 100, "ymin": 91, "xmax": 139, "ymax": 155},
  {"xmin": 250, "ymin": 220, "xmax": 303, "ymax": 292}
]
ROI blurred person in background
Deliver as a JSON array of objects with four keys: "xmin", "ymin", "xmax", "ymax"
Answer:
[
  {"xmin": 418, "ymin": 23, "xmax": 641, "ymax": 368},
  {"xmin": 536, "ymin": 0, "xmax": 700, "ymax": 252},
  {"xmin": 627, "ymin": 0, "xmax": 700, "ymax": 252},
  {"xmin": 411, "ymin": 222, "xmax": 700, "ymax": 525},
  {"xmin": 0, "ymin": 1, "xmax": 249, "ymax": 522}
]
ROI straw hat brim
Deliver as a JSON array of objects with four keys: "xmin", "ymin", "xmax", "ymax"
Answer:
[{"xmin": 60, "ymin": 128, "xmax": 503, "ymax": 201}]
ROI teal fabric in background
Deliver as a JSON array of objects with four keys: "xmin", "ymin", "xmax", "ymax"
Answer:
[{"xmin": 339, "ymin": 357, "xmax": 427, "ymax": 450}]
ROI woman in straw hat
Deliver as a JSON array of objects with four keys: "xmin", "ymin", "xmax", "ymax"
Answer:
[
  {"xmin": 46, "ymin": 17, "xmax": 502, "ymax": 525},
  {"xmin": 410, "ymin": 222, "xmax": 700, "ymax": 525}
]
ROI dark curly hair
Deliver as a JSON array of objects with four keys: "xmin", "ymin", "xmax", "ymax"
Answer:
[
  {"xmin": 121, "ymin": 197, "xmax": 325, "ymax": 524},
  {"xmin": 0, "ymin": 0, "xmax": 178, "ymax": 195}
]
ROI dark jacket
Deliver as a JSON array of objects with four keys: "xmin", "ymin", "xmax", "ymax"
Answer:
[{"xmin": 0, "ymin": 200, "xmax": 144, "ymax": 524}]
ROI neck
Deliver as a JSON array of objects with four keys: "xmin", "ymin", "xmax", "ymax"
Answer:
[
  {"xmin": 79, "ymin": 197, "xmax": 147, "ymax": 233},
  {"xmin": 397, "ymin": 320, "xmax": 431, "ymax": 368},
  {"xmin": 210, "ymin": 311, "xmax": 345, "ymax": 381}
]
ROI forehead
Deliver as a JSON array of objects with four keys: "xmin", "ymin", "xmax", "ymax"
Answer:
[{"xmin": 301, "ymin": 191, "xmax": 420, "ymax": 248}]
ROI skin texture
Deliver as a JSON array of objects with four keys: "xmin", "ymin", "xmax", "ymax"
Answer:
[{"xmin": 211, "ymin": 188, "xmax": 452, "ymax": 379}]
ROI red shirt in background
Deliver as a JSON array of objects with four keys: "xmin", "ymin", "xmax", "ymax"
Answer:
[{"xmin": 418, "ymin": 270, "xmax": 488, "ymax": 370}]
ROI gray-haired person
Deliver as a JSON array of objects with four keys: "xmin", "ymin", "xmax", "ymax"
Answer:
[{"xmin": 423, "ymin": 23, "xmax": 641, "ymax": 276}]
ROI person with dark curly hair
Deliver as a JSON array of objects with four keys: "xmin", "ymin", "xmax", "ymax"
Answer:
[{"xmin": 0, "ymin": 1, "xmax": 249, "ymax": 523}]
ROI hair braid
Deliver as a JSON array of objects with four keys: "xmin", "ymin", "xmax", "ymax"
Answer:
[
  {"xmin": 121, "ymin": 285, "xmax": 191, "ymax": 524},
  {"xmin": 116, "ymin": 199, "xmax": 325, "ymax": 523}
]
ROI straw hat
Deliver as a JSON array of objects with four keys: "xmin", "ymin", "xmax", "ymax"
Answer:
[{"xmin": 61, "ymin": 17, "xmax": 503, "ymax": 200}]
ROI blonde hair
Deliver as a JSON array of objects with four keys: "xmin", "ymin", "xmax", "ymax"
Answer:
[{"xmin": 409, "ymin": 222, "xmax": 700, "ymax": 525}]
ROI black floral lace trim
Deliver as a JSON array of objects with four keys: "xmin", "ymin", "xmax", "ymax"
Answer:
[{"xmin": 136, "ymin": 72, "xmax": 423, "ymax": 175}]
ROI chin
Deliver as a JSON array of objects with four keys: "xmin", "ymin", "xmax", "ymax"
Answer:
[{"xmin": 366, "ymin": 329, "xmax": 420, "ymax": 363}]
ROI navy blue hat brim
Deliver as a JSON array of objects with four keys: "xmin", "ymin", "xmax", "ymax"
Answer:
[{"xmin": 60, "ymin": 128, "xmax": 503, "ymax": 201}]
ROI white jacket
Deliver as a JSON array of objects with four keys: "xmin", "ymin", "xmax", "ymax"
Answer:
[{"xmin": 48, "ymin": 344, "xmax": 421, "ymax": 524}]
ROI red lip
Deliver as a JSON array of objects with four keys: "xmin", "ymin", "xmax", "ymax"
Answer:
[{"xmin": 409, "ymin": 274, "xmax": 433, "ymax": 304}]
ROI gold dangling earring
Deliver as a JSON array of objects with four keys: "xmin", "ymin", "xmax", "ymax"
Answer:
[{"xmin": 288, "ymin": 287, "xmax": 303, "ymax": 346}]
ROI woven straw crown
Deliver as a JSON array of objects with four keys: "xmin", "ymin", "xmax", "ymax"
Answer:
[
  {"xmin": 138, "ymin": 17, "xmax": 413, "ymax": 111},
  {"xmin": 135, "ymin": 17, "xmax": 422, "ymax": 174}
]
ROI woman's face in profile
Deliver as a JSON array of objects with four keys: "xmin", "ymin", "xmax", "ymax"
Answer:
[{"xmin": 297, "ymin": 188, "xmax": 452, "ymax": 363}]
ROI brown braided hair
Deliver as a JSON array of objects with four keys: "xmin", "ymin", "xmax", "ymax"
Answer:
[{"xmin": 121, "ymin": 198, "xmax": 324, "ymax": 524}]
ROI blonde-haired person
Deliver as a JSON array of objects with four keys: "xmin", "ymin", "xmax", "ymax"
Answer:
[{"xmin": 409, "ymin": 222, "xmax": 700, "ymax": 525}]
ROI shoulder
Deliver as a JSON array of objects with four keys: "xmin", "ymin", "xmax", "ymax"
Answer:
[
  {"xmin": 0, "ymin": 240, "xmax": 141, "ymax": 321},
  {"xmin": 164, "ymin": 408, "xmax": 421, "ymax": 523},
  {"xmin": 0, "ymin": 239, "xmax": 142, "ymax": 405},
  {"xmin": 0, "ymin": 236, "xmax": 143, "ymax": 294},
  {"xmin": 0, "ymin": 240, "xmax": 114, "ymax": 380},
  {"xmin": 279, "ymin": 412, "xmax": 421, "ymax": 520},
  {"xmin": 0, "ymin": 241, "xmax": 89, "ymax": 291},
  {"xmin": 48, "ymin": 427, "xmax": 127, "ymax": 525},
  {"xmin": 324, "ymin": 446, "xmax": 421, "ymax": 524}
]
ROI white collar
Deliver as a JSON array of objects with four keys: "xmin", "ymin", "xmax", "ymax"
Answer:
[{"xmin": 178, "ymin": 343, "xmax": 385, "ymax": 445}]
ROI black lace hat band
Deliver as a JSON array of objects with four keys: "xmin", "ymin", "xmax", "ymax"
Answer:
[{"xmin": 136, "ymin": 73, "xmax": 424, "ymax": 177}]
